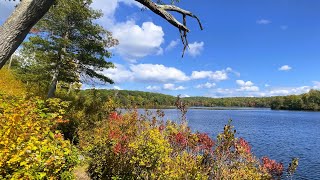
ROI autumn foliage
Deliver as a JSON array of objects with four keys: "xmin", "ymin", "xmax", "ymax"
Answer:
[
  {"xmin": 84, "ymin": 109, "xmax": 295, "ymax": 179},
  {"xmin": 0, "ymin": 94, "xmax": 78, "ymax": 179},
  {"xmin": 0, "ymin": 68, "xmax": 25, "ymax": 96},
  {"xmin": 0, "ymin": 72, "xmax": 297, "ymax": 179}
]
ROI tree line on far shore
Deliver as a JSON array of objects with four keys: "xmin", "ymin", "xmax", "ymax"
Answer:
[
  {"xmin": 80, "ymin": 89, "xmax": 320, "ymax": 111},
  {"xmin": 270, "ymin": 89, "xmax": 320, "ymax": 111}
]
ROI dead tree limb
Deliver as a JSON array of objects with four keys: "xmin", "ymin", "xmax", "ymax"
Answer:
[{"xmin": 135, "ymin": 0, "xmax": 203, "ymax": 57}]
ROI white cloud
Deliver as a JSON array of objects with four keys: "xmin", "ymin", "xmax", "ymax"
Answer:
[
  {"xmin": 111, "ymin": 21, "xmax": 164, "ymax": 61},
  {"xmin": 101, "ymin": 63, "xmax": 190, "ymax": 83},
  {"xmin": 236, "ymin": 80, "xmax": 254, "ymax": 87},
  {"xmin": 146, "ymin": 85, "xmax": 161, "ymax": 91},
  {"xmin": 91, "ymin": 0, "xmax": 141, "ymax": 26},
  {"xmin": 268, "ymin": 89, "xmax": 289, "ymax": 96},
  {"xmin": 237, "ymin": 86, "xmax": 260, "ymax": 92},
  {"xmin": 91, "ymin": 0, "xmax": 164, "ymax": 61},
  {"xmin": 236, "ymin": 80, "xmax": 259, "ymax": 92},
  {"xmin": 279, "ymin": 65, "xmax": 292, "ymax": 71},
  {"xmin": 130, "ymin": 64, "xmax": 190, "ymax": 82},
  {"xmin": 207, "ymin": 84, "xmax": 315, "ymax": 98},
  {"xmin": 191, "ymin": 71, "xmax": 213, "ymax": 79},
  {"xmin": 256, "ymin": 19, "xmax": 271, "ymax": 25},
  {"xmin": 165, "ymin": 39, "xmax": 179, "ymax": 51},
  {"xmin": 191, "ymin": 68, "xmax": 235, "ymax": 81},
  {"xmin": 113, "ymin": 86, "xmax": 122, "ymax": 90},
  {"xmin": 268, "ymin": 86, "xmax": 310, "ymax": 96},
  {"xmin": 163, "ymin": 83, "xmax": 186, "ymax": 90},
  {"xmin": 226, "ymin": 67, "xmax": 241, "ymax": 77},
  {"xmin": 81, "ymin": 84, "xmax": 122, "ymax": 90},
  {"xmin": 100, "ymin": 63, "xmax": 134, "ymax": 83},
  {"xmin": 187, "ymin": 41, "xmax": 204, "ymax": 57},
  {"xmin": 191, "ymin": 71, "xmax": 212, "ymax": 79},
  {"xmin": 313, "ymin": 81, "xmax": 320, "ymax": 89},
  {"xmin": 196, "ymin": 82, "xmax": 216, "ymax": 89},
  {"xmin": 265, "ymin": 84, "xmax": 270, "ymax": 87}
]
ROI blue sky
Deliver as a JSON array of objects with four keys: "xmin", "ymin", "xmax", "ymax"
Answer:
[{"xmin": 1, "ymin": 0, "xmax": 320, "ymax": 97}]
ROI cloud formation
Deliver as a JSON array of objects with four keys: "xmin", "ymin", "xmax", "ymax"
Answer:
[
  {"xmin": 163, "ymin": 83, "xmax": 186, "ymax": 90},
  {"xmin": 313, "ymin": 81, "xmax": 320, "ymax": 89},
  {"xmin": 191, "ymin": 68, "xmax": 236, "ymax": 81},
  {"xmin": 101, "ymin": 63, "xmax": 190, "ymax": 84},
  {"xmin": 187, "ymin": 41, "xmax": 204, "ymax": 57},
  {"xmin": 111, "ymin": 21, "xmax": 164, "ymax": 61},
  {"xmin": 279, "ymin": 65, "xmax": 292, "ymax": 71},
  {"xmin": 208, "ymin": 85, "xmax": 313, "ymax": 98},
  {"xmin": 146, "ymin": 85, "xmax": 161, "ymax": 91},
  {"xmin": 236, "ymin": 80, "xmax": 259, "ymax": 92},
  {"xmin": 91, "ymin": 0, "xmax": 164, "ymax": 61},
  {"xmin": 165, "ymin": 39, "xmax": 180, "ymax": 51},
  {"xmin": 196, "ymin": 82, "xmax": 216, "ymax": 89}
]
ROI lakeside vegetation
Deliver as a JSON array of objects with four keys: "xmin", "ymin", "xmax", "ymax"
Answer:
[
  {"xmin": 0, "ymin": 0, "xmax": 307, "ymax": 179},
  {"xmin": 0, "ymin": 68, "xmax": 300, "ymax": 179},
  {"xmin": 80, "ymin": 89, "xmax": 320, "ymax": 111},
  {"xmin": 270, "ymin": 90, "xmax": 320, "ymax": 111},
  {"xmin": 80, "ymin": 89, "xmax": 272, "ymax": 108}
]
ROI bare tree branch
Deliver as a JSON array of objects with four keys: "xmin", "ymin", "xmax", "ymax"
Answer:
[
  {"xmin": 135, "ymin": 0, "xmax": 203, "ymax": 57},
  {"xmin": 158, "ymin": 4, "xmax": 203, "ymax": 30}
]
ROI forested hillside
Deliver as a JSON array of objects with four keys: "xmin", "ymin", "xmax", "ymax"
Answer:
[
  {"xmin": 83, "ymin": 89, "xmax": 320, "ymax": 111},
  {"xmin": 270, "ymin": 90, "xmax": 320, "ymax": 111},
  {"xmin": 81, "ymin": 89, "xmax": 273, "ymax": 108}
]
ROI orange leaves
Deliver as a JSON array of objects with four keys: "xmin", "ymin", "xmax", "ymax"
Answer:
[
  {"xmin": 196, "ymin": 132, "xmax": 215, "ymax": 151},
  {"xmin": 237, "ymin": 137, "xmax": 251, "ymax": 154},
  {"xmin": 262, "ymin": 156, "xmax": 284, "ymax": 177},
  {"xmin": 109, "ymin": 112, "xmax": 122, "ymax": 121}
]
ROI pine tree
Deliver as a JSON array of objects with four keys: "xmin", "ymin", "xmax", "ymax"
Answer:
[{"xmin": 19, "ymin": 0, "xmax": 118, "ymax": 98}]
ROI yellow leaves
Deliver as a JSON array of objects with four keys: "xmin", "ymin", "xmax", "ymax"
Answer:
[
  {"xmin": 0, "ymin": 68, "xmax": 26, "ymax": 96},
  {"xmin": 129, "ymin": 128, "xmax": 174, "ymax": 178},
  {"xmin": 0, "ymin": 93, "xmax": 78, "ymax": 179}
]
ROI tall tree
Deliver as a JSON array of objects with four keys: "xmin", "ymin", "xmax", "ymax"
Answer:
[
  {"xmin": 0, "ymin": 0, "xmax": 202, "ymax": 68},
  {"xmin": 19, "ymin": 0, "xmax": 118, "ymax": 98}
]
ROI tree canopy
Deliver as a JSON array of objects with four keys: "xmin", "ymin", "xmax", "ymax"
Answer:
[
  {"xmin": 17, "ymin": 0, "xmax": 117, "ymax": 97},
  {"xmin": 0, "ymin": 0, "xmax": 203, "ymax": 69}
]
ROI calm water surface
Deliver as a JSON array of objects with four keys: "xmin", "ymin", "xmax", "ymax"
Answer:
[{"xmin": 137, "ymin": 108, "xmax": 320, "ymax": 179}]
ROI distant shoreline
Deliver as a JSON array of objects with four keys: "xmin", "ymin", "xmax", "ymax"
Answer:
[{"xmin": 132, "ymin": 106, "xmax": 270, "ymax": 111}]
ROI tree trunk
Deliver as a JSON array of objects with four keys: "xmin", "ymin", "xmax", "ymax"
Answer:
[
  {"xmin": 47, "ymin": 69, "xmax": 59, "ymax": 98},
  {"xmin": 0, "ymin": 0, "xmax": 54, "ymax": 69},
  {"xmin": 67, "ymin": 83, "xmax": 72, "ymax": 95},
  {"xmin": 7, "ymin": 56, "xmax": 13, "ymax": 69}
]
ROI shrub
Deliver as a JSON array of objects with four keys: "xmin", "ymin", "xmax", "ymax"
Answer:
[
  {"xmin": 0, "ymin": 94, "xmax": 78, "ymax": 179},
  {"xmin": 87, "ymin": 110, "xmax": 293, "ymax": 179}
]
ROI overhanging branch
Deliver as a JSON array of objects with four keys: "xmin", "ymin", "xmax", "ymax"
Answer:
[{"xmin": 135, "ymin": 0, "xmax": 203, "ymax": 57}]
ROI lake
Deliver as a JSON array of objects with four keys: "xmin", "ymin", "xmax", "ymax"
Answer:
[{"xmin": 137, "ymin": 108, "xmax": 320, "ymax": 179}]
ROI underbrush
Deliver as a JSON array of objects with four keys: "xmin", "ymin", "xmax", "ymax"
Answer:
[
  {"xmin": 83, "ymin": 109, "xmax": 298, "ymax": 179},
  {"xmin": 0, "ymin": 82, "xmax": 298, "ymax": 179},
  {"xmin": 0, "ymin": 94, "xmax": 79, "ymax": 179}
]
